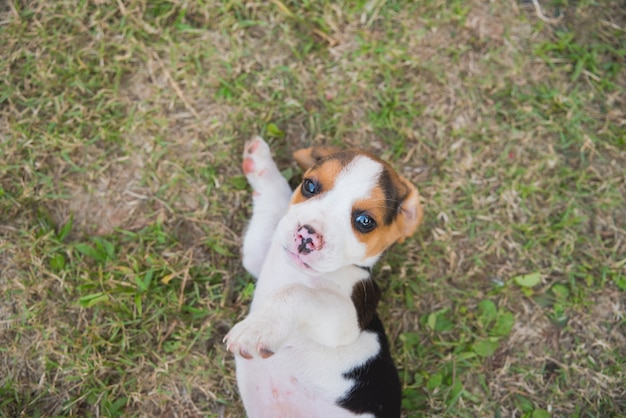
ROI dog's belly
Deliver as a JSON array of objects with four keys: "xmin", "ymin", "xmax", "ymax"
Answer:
[{"xmin": 236, "ymin": 332, "xmax": 380, "ymax": 418}]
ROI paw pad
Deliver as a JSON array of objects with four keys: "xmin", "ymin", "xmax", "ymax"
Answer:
[
  {"xmin": 242, "ymin": 157, "xmax": 255, "ymax": 175},
  {"xmin": 259, "ymin": 346, "xmax": 274, "ymax": 359}
]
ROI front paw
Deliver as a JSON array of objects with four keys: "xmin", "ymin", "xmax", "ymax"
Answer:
[
  {"xmin": 224, "ymin": 314, "xmax": 290, "ymax": 359},
  {"xmin": 242, "ymin": 136, "xmax": 278, "ymax": 192}
]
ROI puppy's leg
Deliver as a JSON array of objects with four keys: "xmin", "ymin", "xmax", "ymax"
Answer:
[
  {"xmin": 241, "ymin": 136, "xmax": 292, "ymax": 278},
  {"xmin": 225, "ymin": 284, "xmax": 360, "ymax": 358}
]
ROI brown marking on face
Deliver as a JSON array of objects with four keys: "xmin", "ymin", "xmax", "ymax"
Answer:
[
  {"xmin": 290, "ymin": 150, "xmax": 359, "ymax": 204},
  {"xmin": 292, "ymin": 146, "xmax": 342, "ymax": 171},
  {"xmin": 352, "ymin": 165, "xmax": 423, "ymax": 258}
]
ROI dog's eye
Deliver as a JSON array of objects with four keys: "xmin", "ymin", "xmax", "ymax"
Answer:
[
  {"xmin": 354, "ymin": 213, "xmax": 377, "ymax": 233},
  {"xmin": 301, "ymin": 178, "xmax": 319, "ymax": 198}
]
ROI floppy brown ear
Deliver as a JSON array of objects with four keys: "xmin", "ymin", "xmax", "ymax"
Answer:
[
  {"xmin": 292, "ymin": 146, "xmax": 342, "ymax": 171},
  {"xmin": 396, "ymin": 177, "xmax": 423, "ymax": 243}
]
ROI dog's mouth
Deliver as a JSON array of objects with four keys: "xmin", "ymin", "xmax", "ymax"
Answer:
[{"xmin": 283, "ymin": 248, "xmax": 317, "ymax": 273}]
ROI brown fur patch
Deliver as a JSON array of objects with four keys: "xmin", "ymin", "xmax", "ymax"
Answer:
[
  {"xmin": 292, "ymin": 146, "xmax": 342, "ymax": 171},
  {"xmin": 353, "ymin": 173, "xmax": 422, "ymax": 258},
  {"xmin": 291, "ymin": 158, "xmax": 345, "ymax": 204}
]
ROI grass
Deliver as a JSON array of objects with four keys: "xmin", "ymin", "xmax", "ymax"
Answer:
[{"xmin": 1, "ymin": 0, "xmax": 624, "ymax": 417}]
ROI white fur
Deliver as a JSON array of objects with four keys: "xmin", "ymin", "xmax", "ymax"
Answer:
[
  {"xmin": 241, "ymin": 138, "xmax": 293, "ymax": 278},
  {"xmin": 226, "ymin": 137, "xmax": 386, "ymax": 417}
]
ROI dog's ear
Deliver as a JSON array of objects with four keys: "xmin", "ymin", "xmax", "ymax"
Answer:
[
  {"xmin": 292, "ymin": 146, "xmax": 341, "ymax": 171},
  {"xmin": 396, "ymin": 177, "xmax": 423, "ymax": 243}
]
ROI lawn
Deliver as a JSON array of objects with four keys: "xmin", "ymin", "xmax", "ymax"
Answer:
[{"xmin": 1, "ymin": 0, "xmax": 624, "ymax": 417}]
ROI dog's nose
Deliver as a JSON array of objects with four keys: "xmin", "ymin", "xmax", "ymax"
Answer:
[{"xmin": 295, "ymin": 224, "xmax": 323, "ymax": 254}]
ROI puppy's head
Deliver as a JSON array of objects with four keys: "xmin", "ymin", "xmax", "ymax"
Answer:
[{"xmin": 276, "ymin": 146, "xmax": 423, "ymax": 275}]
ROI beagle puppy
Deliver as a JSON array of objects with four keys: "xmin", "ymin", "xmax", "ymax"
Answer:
[{"xmin": 225, "ymin": 136, "xmax": 423, "ymax": 418}]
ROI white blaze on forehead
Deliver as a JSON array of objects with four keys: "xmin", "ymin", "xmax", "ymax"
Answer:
[{"xmin": 328, "ymin": 155, "xmax": 383, "ymax": 202}]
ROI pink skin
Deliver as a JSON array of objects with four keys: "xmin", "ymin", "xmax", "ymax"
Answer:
[
  {"xmin": 294, "ymin": 225, "xmax": 323, "ymax": 253},
  {"xmin": 227, "ymin": 342, "xmax": 274, "ymax": 360},
  {"xmin": 284, "ymin": 249, "xmax": 315, "ymax": 272},
  {"xmin": 242, "ymin": 139, "xmax": 260, "ymax": 174},
  {"xmin": 242, "ymin": 139, "xmax": 266, "ymax": 195},
  {"xmin": 242, "ymin": 157, "xmax": 255, "ymax": 175},
  {"xmin": 280, "ymin": 225, "xmax": 325, "ymax": 273}
]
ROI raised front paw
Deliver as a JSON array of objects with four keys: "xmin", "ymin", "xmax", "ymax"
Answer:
[
  {"xmin": 224, "ymin": 314, "xmax": 290, "ymax": 359},
  {"xmin": 241, "ymin": 136, "xmax": 280, "ymax": 193}
]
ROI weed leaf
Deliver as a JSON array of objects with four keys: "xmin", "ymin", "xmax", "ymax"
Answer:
[
  {"xmin": 473, "ymin": 338, "xmax": 499, "ymax": 357},
  {"xmin": 492, "ymin": 312, "xmax": 515, "ymax": 337},
  {"xmin": 477, "ymin": 299, "xmax": 498, "ymax": 327},
  {"xmin": 513, "ymin": 272, "xmax": 541, "ymax": 288},
  {"xmin": 74, "ymin": 243, "xmax": 100, "ymax": 260},
  {"xmin": 57, "ymin": 213, "xmax": 73, "ymax": 241},
  {"xmin": 78, "ymin": 292, "xmax": 109, "ymax": 308}
]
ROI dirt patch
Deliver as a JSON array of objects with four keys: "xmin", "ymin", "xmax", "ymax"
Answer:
[{"xmin": 51, "ymin": 155, "xmax": 150, "ymax": 236}]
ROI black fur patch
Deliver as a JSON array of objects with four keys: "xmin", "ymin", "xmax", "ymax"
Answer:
[
  {"xmin": 336, "ymin": 314, "xmax": 401, "ymax": 418},
  {"xmin": 350, "ymin": 278, "xmax": 381, "ymax": 330},
  {"xmin": 378, "ymin": 167, "xmax": 408, "ymax": 226}
]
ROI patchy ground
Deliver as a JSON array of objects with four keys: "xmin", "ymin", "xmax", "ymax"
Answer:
[{"xmin": 1, "ymin": 1, "xmax": 624, "ymax": 417}]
